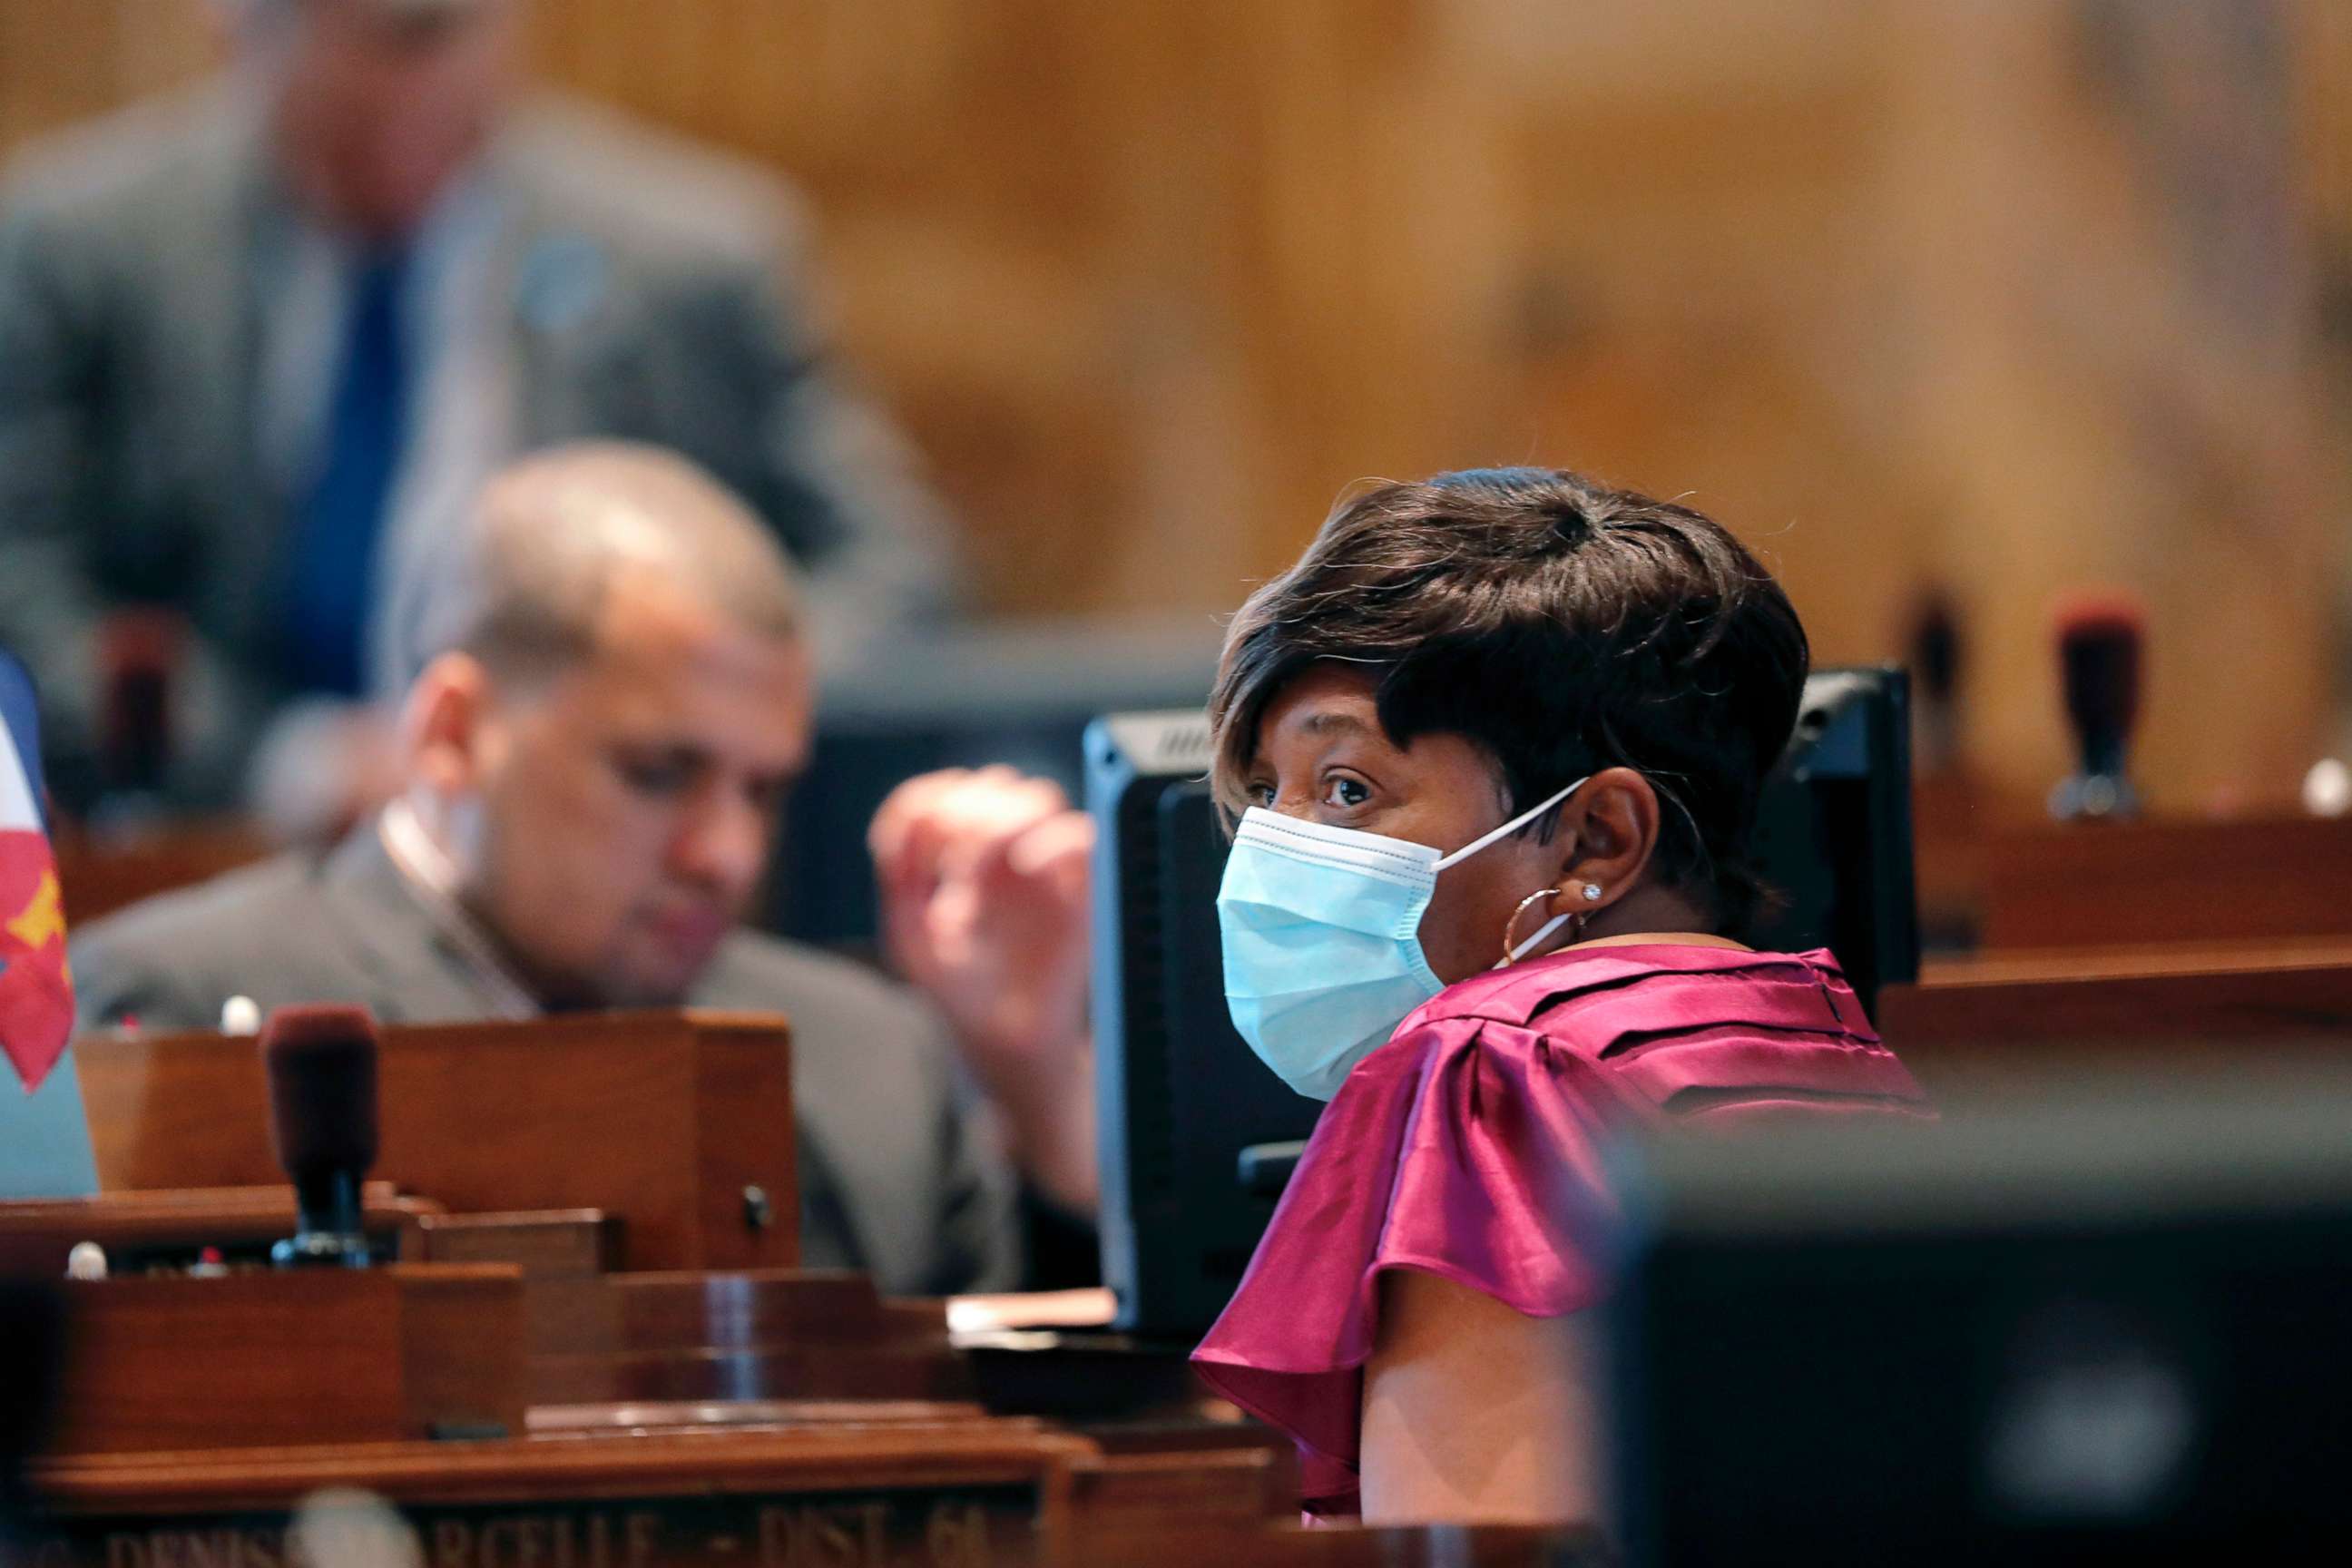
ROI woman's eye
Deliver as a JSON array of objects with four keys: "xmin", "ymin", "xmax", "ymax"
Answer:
[
  {"xmin": 1246, "ymin": 781, "xmax": 1278, "ymax": 808},
  {"xmin": 1320, "ymin": 776, "xmax": 1370, "ymax": 808}
]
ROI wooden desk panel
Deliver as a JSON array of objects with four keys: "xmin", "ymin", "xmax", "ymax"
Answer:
[
  {"xmin": 1886, "ymin": 961, "xmax": 2352, "ymax": 1047},
  {"xmin": 0, "ymin": 1183, "xmax": 443, "ymax": 1274},
  {"xmin": 524, "ymin": 1272, "xmax": 968, "ymax": 1406},
  {"xmin": 1978, "ymin": 815, "xmax": 2352, "ymax": 951},
  {"xmin": 49, "ymin": 1267, "xmax": 526, "ymax": 1456},
  {"xmin": 27, "ymin": 1424, "xmax": 1083, "ymax": 1568},
  {"xmin": 26, "ymin": 1426, "xmax": 1597, "ymax": 1568},
  {"xmin": 54, "ymin": 822, "xmax": 271, "ymax": 928},
  {"xmin": 1881, "ymin": 957, "xmax": 2352, "ymax": 1094},
  {"xmin": 74, "ymin": 1012, "xmax": 797, "ymax": 1272}
]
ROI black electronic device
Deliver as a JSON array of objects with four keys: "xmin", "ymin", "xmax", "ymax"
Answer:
[
  {"xmin": 1604, "ymin": 1068, "xmax": 2352, "ymax": 1564},
  {"xmin": 1086, "ymin": 668, "xmax": 1921, "ymax": 1337},
  {"xmin": 1085, "ymin": 710, "xmax": 1322, "ymax": 1338},
  {"xmin": 1744, "ymin": 664, "xmax": 1919, "ymax": 1015},
  {"xmin": 770, "ymin": 621, "xmax": 1218, "ymax": 949}
]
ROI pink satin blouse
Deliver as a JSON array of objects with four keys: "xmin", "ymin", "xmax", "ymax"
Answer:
[{"xmin": 1191, "ymin": 943, "xmax": 1929, "ymax": 1515}]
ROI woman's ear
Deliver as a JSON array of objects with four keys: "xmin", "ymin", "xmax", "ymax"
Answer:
[
  {"xmin": 1553, "ymin": 767, "xmax": 1661, "ymax": 906},
  {"xmin": 399, "ymin": 652, "xmax": 495, "ymax": 799}
]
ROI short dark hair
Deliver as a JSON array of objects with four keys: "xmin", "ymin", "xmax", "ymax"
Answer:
[
  {"xmin": 394, "ymin": 442, "xmax": 801, "ymax": 687},
  {"xmin": 1209, "ymin": 466, "xmax": 1809, "ymax": 936}
]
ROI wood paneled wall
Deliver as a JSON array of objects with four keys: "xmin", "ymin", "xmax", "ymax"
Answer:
[{"xmin": 4, "ymin": 0, "xmax": 2347, "ymax": 808}]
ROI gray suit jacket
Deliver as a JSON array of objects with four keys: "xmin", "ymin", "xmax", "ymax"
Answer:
[
  {"xmin": 0, "ymin": 84, "xmax": 956, "ymax": 804},
  {"xmin": 68, "ymin": 829, "xmax": 1020, "ymax": 1297}
]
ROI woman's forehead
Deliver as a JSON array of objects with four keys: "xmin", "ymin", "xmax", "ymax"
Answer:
[
  {"xmin": 1256, "ymin": 667, "xmax": 1386, "ymax": 744},
  {"xmin": 1255, "ymin": 670, "xmax": 1504, "ymax": 785}
]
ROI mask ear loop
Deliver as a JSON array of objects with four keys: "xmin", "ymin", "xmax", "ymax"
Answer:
[
  {"xmin": 1500, "ymin": 887, "xmax": 1580, "ymax": 966},
  {"xmin": 1436, "ymin": 775, "xmax": 1592, "ymax": 871}
]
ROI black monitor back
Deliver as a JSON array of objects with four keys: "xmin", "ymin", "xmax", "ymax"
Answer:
[
  {"xmin": 1086, "ymin": 710, "xmax": 1323, "ymax": 1338},
  {"xmin": 1607, "ymin": 1071, "xmax": 2352, "ymax": 1564},
  {"xmin": 1086, "ymin": 667, "xmax": 1922, "ymax": 1338},
  {"xmin": 769, "ymin": 621, "xmax": 1219, "ymax": 948},
  {"xmin": 1745, "ymin": 664, "xmax": 1919, "ymax": 1013}
]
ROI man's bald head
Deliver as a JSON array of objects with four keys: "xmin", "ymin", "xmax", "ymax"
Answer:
[{"xmin": 411, "ymin": 442, "xmax": 803, "ymax": 686}]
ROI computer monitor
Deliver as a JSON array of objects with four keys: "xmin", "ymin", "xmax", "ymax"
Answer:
[
  {"xmin": 1745, "ymin": 664, "xmax": 1919, "ymax": 1015},
  {"xmin": 1085, "ymin": 710, "xmax": 1322, "ymax": 1338},
  {"xmin": 768, "ymin": 619, "xmax": 1219, "ymax": 948},
  {"xmin": 1085, "ymin": 668, "xmax": 1921, "ymax": 1337},
  {"xmin": 1603, "ymin": 1068, "xmax": 2352, "ymax": 1563}
]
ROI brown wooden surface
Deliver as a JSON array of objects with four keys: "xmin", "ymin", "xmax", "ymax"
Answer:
[
  {"xmin": 27, "ymin": 1422, "xmax": 1083, "ymax": 1568},
  {"xmin": 1977, "ymin": 816, "xmax": 2352, "ymax": 952},
  {"xmin": 74, "ymin": 1011, "xmax": 798, "ymax": 1272},
  {"xmin": 24, "ymin": 1419, "xmax": 1082, "ymax": 1568},
  {"xmin": 20, "ymin": 1414, "xmax": 1494, "ymax": 1568},
  {"xmin": 31, "ymin": 1421, "xmax": 1079, "ymax": 1509},
  {"xmin": 15, "ymin": 1254, "xmax": 1582, "ymax": 1565},
  {"xmin": 51, "ymin": 822, "xmax": 272, "ymax": 929},
  {"xmin": 47, "ymin": 1267, "xmax": 526, "ymax": 1456},
  {"xmin": 524, "ymin": 1270, "xmax": 969, "ymax": 1406},
  {"xmin": 1922, "ymin": 936, "xmax": 2352, "ymax": 988},
  {"xmin": 1055, "ymin": 1445, "xmax": 1293, "ymax": 1552},
  {"xmin": 0, "ymin": 1183, "xmax": 443, "ymax": 1274},
  {"xmin": 1882, "ymin": 956, "xmax": 2352, "ymax": 1095},
  {"xmin": 404, "ymin": 1210, "xmax": 622, "ymax": 1277},
  {"xmin": 526, "ymin": 1398, "xmax": 992, "ymax": 1435}
]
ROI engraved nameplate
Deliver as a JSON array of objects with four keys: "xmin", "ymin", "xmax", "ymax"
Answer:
[{"xmin": 24, "ymin": 1486, "xmax": 1035, "ymax": 1568}]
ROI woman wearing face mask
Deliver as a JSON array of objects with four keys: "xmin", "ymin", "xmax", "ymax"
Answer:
[{"xmin": 1191, "ymin": 467, "xmax": 1929, "ymax": 1524}]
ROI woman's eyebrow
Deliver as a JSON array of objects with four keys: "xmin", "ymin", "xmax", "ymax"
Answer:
[{"xmin": 1296, "ymin": 710, "xmax": 1377, "ymax": 740}]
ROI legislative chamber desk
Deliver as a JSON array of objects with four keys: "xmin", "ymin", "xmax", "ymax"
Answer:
[
  {"xmin": 7, "ymin": 1013, "xmax": 1596, "ymax": 1567},
  {"xmin": 1884, "ymin": 941, "xmax": 2352, "ymax": 1096}
]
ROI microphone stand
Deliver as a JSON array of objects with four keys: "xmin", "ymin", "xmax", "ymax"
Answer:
[{"xmin": 274, "ymin": 1170, "xmax": 370, "ymax": 1269}]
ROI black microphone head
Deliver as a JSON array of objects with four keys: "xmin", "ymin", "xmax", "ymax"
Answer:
[
  {"xmin": 2054, "ymin": 592, "xmax": 2145, "ymax": 751},
  {"xmin": 1909, "ymin": 592, "xmax": 1961, "ymax": 709},
  {"xmin": 96, "ymin": 608, "xmax": 181, "ymax": 792},
  {"xmin": 260, "ymin": 1004, "xmax": 380, "ymax": 1187}
]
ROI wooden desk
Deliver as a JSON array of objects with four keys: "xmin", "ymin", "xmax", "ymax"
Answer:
[
  {"xmin": 17, "ymin": 1004, "xmax": 1455, "ymax": 1565},
  {"xmin": 53, "ymin": 820, "xmax": 271, "ymax": 928},
  {"xmin": 525, "ymin": 1271, "xmax": 966, "ymax": 1406},
  {"xmin": 24, "ymin": 1425, "xmax": 1597, "ymax": 1568},
  {"xmin": 27, "ymin": 1423, "xmax": 1087, "ymax": 1568},
  {"xmin": 49, "ymin": 1268, "xmax": 527, "ymax": 1456},
  {"xmin": 1882, "ymin": 953, "xmax": 2352, "ymax": 1094},
  {"xmin": 1976, "ymin": 814, "xmax": 2352, "ymax": 951},
  {"xmin": 73, "ymin": 1012, "xmax": 797, "ymax": 1272},
  {"xmin": 0, "ymin": 1183, "xmax": 444, "ymax": 1274}
]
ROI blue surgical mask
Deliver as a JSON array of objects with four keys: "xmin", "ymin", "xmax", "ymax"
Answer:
[{"xmin": 1216, "ymin": 777, "xmax": 1589, "ymax": 1100}]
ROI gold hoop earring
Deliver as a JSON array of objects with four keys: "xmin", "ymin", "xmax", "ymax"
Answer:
[{"xmin": 1501, "ymin": 887, "xmax": 1573, "ymax": 966}]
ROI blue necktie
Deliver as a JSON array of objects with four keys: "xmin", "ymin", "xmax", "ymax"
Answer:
[{"xmin": 284, "ymin": 248, "xmax": 411, "ymax": 697}]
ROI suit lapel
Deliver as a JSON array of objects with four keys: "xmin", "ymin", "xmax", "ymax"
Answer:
[{"xmin": 315, "ymin": 827, "xmax": 533, "ymax": 1024}]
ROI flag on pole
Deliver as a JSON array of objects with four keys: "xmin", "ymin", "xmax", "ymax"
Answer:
[{"xmin": 0, "ymin": 649, "xmax": 73, "ymax": 1092}]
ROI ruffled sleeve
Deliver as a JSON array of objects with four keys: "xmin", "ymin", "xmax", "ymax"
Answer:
[
  {"xmin": 1190, "ymin": 945, "xmax": 1927, "ymax": 1515},
  {"xmin": 1191, "ymin": 1013, "xmax": 1622, "ymax": 1514}
]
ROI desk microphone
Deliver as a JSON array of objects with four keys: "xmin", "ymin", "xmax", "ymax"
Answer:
[
  {"xmin": 2051, "ymin": 592, "xmax": 2145, "ymax": 820},
  {"xmin": 95, "ymin": 609, "xmax": 181, "ymax": 800},
  {"xmin": 260, "ymin": 1004, "xmax": 380, "ymax": 1269}
]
